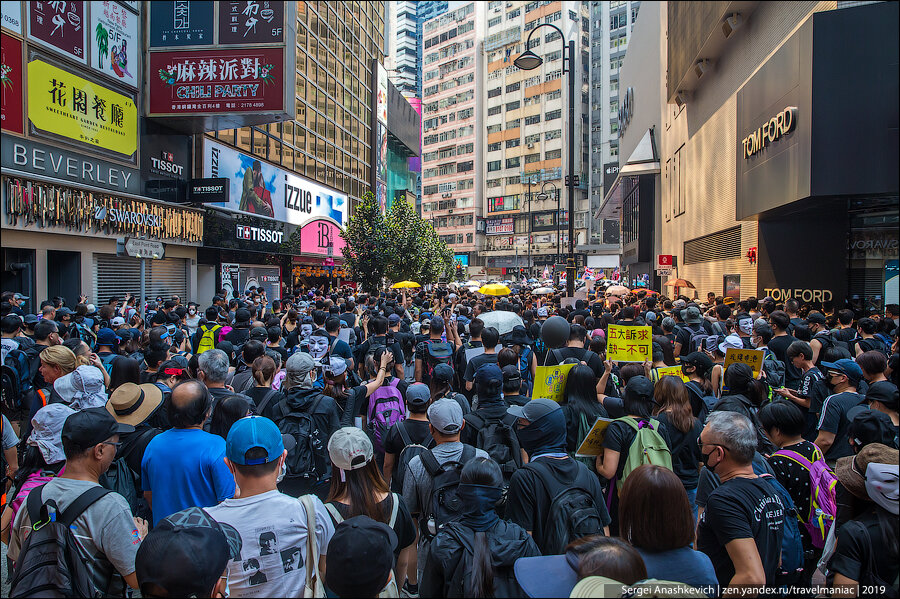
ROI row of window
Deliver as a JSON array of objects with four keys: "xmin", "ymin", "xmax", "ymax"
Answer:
[
  {"xmin": 423, "ymin": 89, "xmax": 474, "ymax": 114},
  {"xmin": 422, "ymin": 142, "xmax": 475, "ymax": 163},
  {"xmin": 422, "ymin": 179, "xmax": 475, "ymax": 196},
  {"xmin": 423, "ymin": 105, "xmax": 475, "ymax": 133},
  {"xmin": 438, "ymin": 233, "xmax": 474, "ymax": 245},
  {"xmin": 422, "ymin": 160, "xmax": 474, "ymax": 178},
  {"xmin": 423, "ymin": 71, "xmax": 475, "ymax": 96},
  {"xmin": 424, "ymin": 3, "xmax": 475, "ymax": 35},
  {"xmin": 423, "ymin": 39, "xmax": 475, "ymax": 65},
  {"xmin": 423, "ymin": 124, "xmax": 475, "ymax": 146},
  {"xmin": 423, "ymin": 197, "xmax": 475, "ymax": 212}
]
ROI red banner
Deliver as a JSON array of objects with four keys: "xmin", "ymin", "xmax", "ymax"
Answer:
[
  {"xmin": 0, "ymin": 33, "xmax": 23, "ymax": 135},
  {"xmin": 28, "ymin": 0, "xmax": 86, "ymax": 63},
  {"xmin": 148, "ymin": 47, "xmax": 284, "ymax": 115}
]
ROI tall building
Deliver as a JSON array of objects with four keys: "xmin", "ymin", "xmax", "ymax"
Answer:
[
  {"xmin": 420, "ymin": 2, "xmax": 483, "ymax": 271},
  {"xmin": 585, "ymin": 1, "xmax": 640, "ymax": 275},
  {"xmin": 416, "ymin": 1, "xmax": 451, "ymax": 99},
  {"xmin": 210, "ymin": 2, "xmax": 386, "ymax": 212},
  {"xmin": 478, "ymin": 0, "xmax": 590, "ymax": 279},
  {"xmin": 386, "ymin": 1, "xmax": 419, "ymax": 96}
]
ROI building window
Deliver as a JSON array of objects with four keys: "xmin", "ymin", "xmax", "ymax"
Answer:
[
  {"xmin": 524, "ymin": 114, "xmax": 542, "ymax": 126},
  {"xmin": 506, "ymin": 100, "xmax": 520, "ymax": 111},
  {"xmin": 545, "ymin": 109, "xmax": 561, "ymax": 121},
  {"xmin": 506, "ymin": 138, "xmax": 521, "ymax": 148},
  {"xmin": 488, "ymin": 87, "xmax": 502, "ymax": 99},
  {"xmin": 546, "ymin": 50, "xmax": 562, "ymax": 62},
  {"xmin": 524, "ymin": 153, "xmax": 541, "ymax": 164},
  {"xmin": 487, "ymin": 124, "xmax": 502, "ymax": 134},
  {"xmin": 488, "ymin": 16, "xmax": 502, "ymax": 27},
  {"xmin": 545, "ymin": 70, "xmax": 562, "ymax": 82},
  {"xmin": 506, "ymin": 119, "xmax": 521, "ymax": 129},
  {"xmin": 525, "ymin": 133, "xmax": 541, "ymax": 144},
  {"xmin": 673, "ymin": 144, "xmax": 685, "ymax": 216},
  {"xmin": 457, "ymin": 161, "xmax": 474, "ymax": 172},
  {"xmin": 545, "ymin": 149, "xmax": 561, "ymax": 160},
  {"xmin": 488, "ymin": 105, "xmax": 502, "ymax": 116},
  {"xmin": 506, "ymin": 157, "xmax": 521, "ymax": 168},
  {"xmin": 488, "ymin": 142, "xmax": 502, "ymax": 152},
  {"xmin": 505, "ymin": 81, "xmax": 521, "ymax": 93},
  {"xmin": 487, "ymin": 160, "xmax": 502, "ymax": 172},
  {"xmin": 545, "ymin": 89, "xmax": 561, "ymax": 100},
  {"xmin": 545, "ymin": 129, "xmax": 562, "ymax": 140}
]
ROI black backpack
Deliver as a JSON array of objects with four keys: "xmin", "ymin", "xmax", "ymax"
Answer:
[
  {"xmin": 391, "ymin": 421, "xmax": 434, "ymax": 493},
  {"xmin": 421, "ymin": 444, "xmax": 476, "ymax": 537},
  {"xmin": 277, "ymin": 396, "xmax": 330, "ymax": 484},
  {"xmin": 10, "ymin": 484, "xmax": 112, "ymax": 598},
  {"xmin": 463, "ymin": 412, "xmax": 522, "ymax": 481},
  {"xmin": 98, "ymin": 457, "xmax": 139, "ymax": 516},
  {"xmin": 528, "ymin": 459, "xmax": 605, "ymax": 555},
  {"xmin": 423, "ymin": 340, "xmax": 455, "ymax": 381},
  {"xmin": 2, "ymin": 347, "xmax": 34, "ymax": 411}
]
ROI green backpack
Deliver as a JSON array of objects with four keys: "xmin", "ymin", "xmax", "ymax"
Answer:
[{"xmin": 616, "ymin": 417, "xmax": 673, "ymax": 492}]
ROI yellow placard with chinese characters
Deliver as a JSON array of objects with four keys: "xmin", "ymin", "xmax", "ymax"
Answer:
[
  {"xmin": 28, "ymin": 59, "xmax": 137, "ymax": 159},
  {"xmin": 607, "ymin": 325, "xmax": 653, "ymax": 362},
  {"xmin": 655, "ymin": 365, "xmax": 688, "ymax": 382},
  {"xmin": 724, "ymin": 348, "xmax": 765, "ymax": 378},
  {"xmin": 575, "ymin": 417, "xmax": 614, "ymax": 457},
  {"xmin": 533, "ymin": 363, "xmax": 576, "ymax": 403}
]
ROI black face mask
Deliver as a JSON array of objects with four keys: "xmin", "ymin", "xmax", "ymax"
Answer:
[{"xmin": 700, "ymin": 446, "xmax": 719, "ymax": 472}]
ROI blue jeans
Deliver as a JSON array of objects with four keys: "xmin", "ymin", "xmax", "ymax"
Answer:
[{"xmin": 686, "ymin": 487, "xmax": 698, "ymax": 522}]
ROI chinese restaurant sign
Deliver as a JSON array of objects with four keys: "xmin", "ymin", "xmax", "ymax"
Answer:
[
  {"xmin": 149, "ymin": 47, "xmax": 285, "ymax": 115},
  {"xmin": 218, "ymin": 1, "xmax": 284, "ymax": 44},
  {"xmin": 27, "ymin": 58, "xmax": 137, "ymax": 160},
  {"xmin": 90, "ymin": 0, "xmax": 138, "ymax": 89},
  {"xmin": 28, "ymin": 0, "xmax": 86, "ymax": 63},
  {"xmin": 1, "ymin": 32, "xmax": 23, "ymax": 134},
  {"xmin": 150, "ymin": 0, "xmax": 214, "ymax": 47}
]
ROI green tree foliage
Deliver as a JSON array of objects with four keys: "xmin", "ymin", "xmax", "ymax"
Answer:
[
  {"xmin": 340, "ymin": 193, "xmax": 454, "ymax": 290},
  {"xmin": 340, "ymin": 192, "xmax": 388, "ymax": 292}
]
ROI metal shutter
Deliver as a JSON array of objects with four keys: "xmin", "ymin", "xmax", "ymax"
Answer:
[
  {"xmin": 848, "ymin": 268, "xmax": 883, "ymax": 299},
  {"xmin": 683, "ymin": 226, "xmax": 742, "ymax": 265},
  {"xmin": 94, "ymin": 255, "xmax": 187, "ymax": 304}
]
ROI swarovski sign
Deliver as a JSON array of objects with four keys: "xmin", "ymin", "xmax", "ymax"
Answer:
[{"xmin": 741, "ymin": 107, "xmax": 797, "ymax": 159}]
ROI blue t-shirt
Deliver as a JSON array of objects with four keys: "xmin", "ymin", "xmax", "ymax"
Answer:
[
  {"xmin": 141, "ymin": 428, "xmax": 236, "ymax": 526},
  {"xmin": 637, "ymin": 546, "xmax": 718, "ymax": 594}
]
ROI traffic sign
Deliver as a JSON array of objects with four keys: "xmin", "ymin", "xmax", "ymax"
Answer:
[
  {"xmin": 125, "ymin": 238, "xmax": 165, "ymax": 259},
  {"xmin": 657, "ymin": 268, "xmax": 671, "ymax": 276}
]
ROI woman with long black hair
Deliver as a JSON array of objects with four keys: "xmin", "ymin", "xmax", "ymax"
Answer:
[
  {"xmin": 651, "ymin": 376, "xmax": 703, "ymax": 517},
  {"xmin": 560, "ymin": 364, "xmax": 609, "ymax": 459},
  {"xmin": 421, "ymin": 457, "xmax": 540, "ymax": 598}
]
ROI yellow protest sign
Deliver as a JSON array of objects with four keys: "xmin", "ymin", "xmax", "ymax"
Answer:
[
  {"xmin": 28, "ymin": 59, "xmax": 138, "ymax": 159},
  {"xmin": 607, "ymin": 325, "xmax": 652, "ymax": 362},
  {"xmin": 655, "ymin": 365, "xmax": 688, "ymax": 382},
  {"xmin": 724, "ymin": 348, "xmax": 765, "ymax": 377},
  {"xmin": 533, "ymin": 363, "xmax": 576, "ymax": 403},
  {"xmin": 575, "ymin": 417, "xmax": 614, "ymax": 457}
]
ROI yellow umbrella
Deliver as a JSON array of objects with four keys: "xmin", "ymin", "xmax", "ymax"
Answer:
[
  {"xmin": 478, "ymin": 283, "xmax": 511, "ymax": 296},
  {"xmin": 390, "ymin": 281, "xmax": 421, "ymax": 289}
]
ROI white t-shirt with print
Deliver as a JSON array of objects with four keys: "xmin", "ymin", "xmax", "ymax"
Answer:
[{"xmin": 205, "ymin": 490, "xmax": 334, "ymax": 598}]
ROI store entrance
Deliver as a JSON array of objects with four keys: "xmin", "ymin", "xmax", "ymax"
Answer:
[{"xmin": 48, "ymin": 250, "xmax": 81, "ymax": 307}]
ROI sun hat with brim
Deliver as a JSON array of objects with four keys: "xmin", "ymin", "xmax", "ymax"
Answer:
[
  {"xmin": 507, "ymin": 325, "xmax": 533, "ymax": 346},
  {"xmin": 106, "ymin": 382, "xmax": 164, "ymax": 427},
  {"xmin": 54, "ymin": 365, "xmax": 108, "ymax": 410},
  {"xmin": 718, "ymin": 334, "xmax": 744, "ymax": 354},
  {"xmin": 514, "ymin": 554, "xmax": 578, "ymax": 598},
  {"xmin": 835, "ymin": 443, "xmax": 899, "ymax": 502},
  {"xmin": 28, "ymin": 403, "xmax": 76, "ymax": 464}
]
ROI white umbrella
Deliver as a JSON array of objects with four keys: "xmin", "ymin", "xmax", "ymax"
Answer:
[
  {"xmin": 478, "ymin": 311, "xmax": 525, "ymax": 335},
  {"xmin": 465, "ymin": 280, "xmax": 481, "ymax": 287},
  {"xmin": 466, "ymin": 286, "xmax": 481, "ymax": 293},
  {"xmin": 531, "ymin": 287, "xmax": 554, "ymax": 295}
]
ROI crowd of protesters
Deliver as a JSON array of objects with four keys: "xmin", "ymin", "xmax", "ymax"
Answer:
[{"xmin": 0, "ymin": 284, "xmax": 897, "ymax": 598}]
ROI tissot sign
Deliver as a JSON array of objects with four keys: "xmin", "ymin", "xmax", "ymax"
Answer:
[{"xmin": 236, "ymin": 224, "xmax": 284, "ymax": 244}]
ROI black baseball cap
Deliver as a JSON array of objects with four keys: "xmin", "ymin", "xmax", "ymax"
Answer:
[
  {"xmin": 61, "ymin": 407, "xmax": 133, "ymax": 448},
  {"xmin": 432, "ymin": 363, "xmax": 454, "ymax": 384},
  {"xmin": 136, "ymin": 525, "xmax": 230, "ymax": 597},
  {"xmin": 806, "ymin": 312, "xmax": 827, "ymax": 325},
  {"xmin": 848, "ymin": 408, "xmax": 897, "ymax": 448},
  {"xmin": 681, "ymin": 352, "xmax": 713, "ymax": 374},
  {"xmin": 325, "ymin": 516, "xmax": 398, "ymax": 597},
  {"xmin": 866, "ymin": 381, "xmax": 899, "ymax": 411}
]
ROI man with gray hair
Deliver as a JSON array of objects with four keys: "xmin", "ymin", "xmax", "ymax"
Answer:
[
  {"xmin": 696, "ymin": 411, "xmax": 786, "ymax": 592},
  {"xmin": 197, "ymin": 348, "xmax": 250, "ymax": 411},
  {"xmin": 278, "ymin": 352, "xmax": 340, "ymax": 499}
]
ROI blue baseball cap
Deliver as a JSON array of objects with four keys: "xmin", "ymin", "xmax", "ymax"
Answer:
[
  {"xmin": 821, "ymin": 359, "xmax": 864, "ymax": 385},
  {"xmin": 96, "ymin": 327, "xmax": 118, "ymax": 347},
  {"xmin": 226, "ymin": 416, "xmax": 284, "ymax": 465}
]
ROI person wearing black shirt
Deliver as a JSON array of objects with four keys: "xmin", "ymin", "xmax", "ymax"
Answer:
[
  {"xmin": 829, "ymin": 444, "xmax": 899, "ymax": 594},
  {"xmin": 222, "ymin": 308, "xmax": 252, "ymax": 347},
  {"xmin": 816, "ymin": 359, "xmax": 866, "ymax": 466},
  {"xmin": 383, "ymin": 383, "xmax": 434, "ymax": 490},
  {"xmin": 759, "ymin": 399, "xmax": 825, "ymax": 586},
  {"xmin": 768, "ymin": 311, "xmax": 799, "ymax": 389},
  {"xmin": 775, "ymin": 341, "xmax": 828, "ymax": 440},
  {"xmin": 356, "ymin": 315, "xmax": 405, "ymax": 379},
  {"xmin": 673, "ymin": 307, "xmax": 709, "ymax": 358},
  {"xmin": 543, "ymin": 324, "xmax": 605, "ymax": 378},
  {"xmin": 506, "ymin": 398, "xmax": 610, "ymax": 554},
  {"xmin": 463, "ymin": 326, "xmax": 500, "ymax": 391},
  {"xmin": 696, "ymin": 411, "xmax": 785, "ymax": 589},
  {"xmin": 651, "ymin": 376, "xmax": 703, "ymax": 518}
]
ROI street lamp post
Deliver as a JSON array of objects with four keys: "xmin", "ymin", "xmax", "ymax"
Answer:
[
  {"xmin": 515, "ymin": 25, "xmax": 576, "ymax": 296},
  {"xmin": 525, "ymin": 174, "xmax": 537, "ymax": 279},
  {"xmin": 536, "ymin": 180, "xmax": 559, "ymax": 277}
]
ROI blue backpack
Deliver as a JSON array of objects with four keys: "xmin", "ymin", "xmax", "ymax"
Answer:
[
  {"xmin": 756, "ymin": 470, "xmax": 804, "ymax": 577},
  {"xmin": 518, "ymin": 345, "xmax": 534, "ymax": 395},
  {"xmin": 2, "ymin": 348, "xmax": 33, "ymax": 411}
]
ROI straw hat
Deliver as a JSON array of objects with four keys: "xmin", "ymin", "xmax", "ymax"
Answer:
[
  {"xmin": 106, "ymin": 382, "xmax": 164, "ymax": 427},
  {"xmin": 835, "ymin": 443, "xmax": 899, "ymax": 501}
]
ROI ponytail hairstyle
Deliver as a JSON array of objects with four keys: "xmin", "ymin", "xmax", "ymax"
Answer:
[{"xmin": 460, "ymin": 457, "xmax": 503, "ymax": 598}]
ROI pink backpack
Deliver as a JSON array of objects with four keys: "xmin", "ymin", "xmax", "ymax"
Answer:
[
  {"xmin": 367, "ymin": 378, "xmax": 406, "ymax": 454},
  {"xmin": 773, "ymin": 446, "xmax": 837, "ymax": 548}
]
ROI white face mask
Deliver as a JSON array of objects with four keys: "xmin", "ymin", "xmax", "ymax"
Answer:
[{"xmin": 309, "ymin": 336, "xmax": 328, "ymax": 359}]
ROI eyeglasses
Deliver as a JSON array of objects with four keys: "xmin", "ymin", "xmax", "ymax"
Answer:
[
  {"xmin": 697, "ymin": 437, "xmax": 730, "ymax": 453},
  {"xmin": 101, "ymin": 441, "xmax": 122, "ymax": 453}
]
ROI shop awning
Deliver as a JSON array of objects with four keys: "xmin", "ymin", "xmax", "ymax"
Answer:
[{"xmin": 597, "ymin": 128, "xmax": 660, "ymax": 219}]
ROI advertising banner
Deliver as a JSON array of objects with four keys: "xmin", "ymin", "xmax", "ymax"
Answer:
[
  {"xmin": 299, "ymin": 218, "xmax": 346, "ymax": 257},
  {"xmin": 221, "ymin": 263, "xmax": 241, "ymax": 301},
  {"xmin": 204, "ymin": 139, "xmax": 348, "ymax": 226},
  {"xmin": 1, "ymin": 32, "xmax": 23, "ymax": 134},
  {"xmin": 28, "ymin": 0, "xmax": 86, "ymax": 63},
  {"xmin": 90, "ymin": 1, "xmax": 138, "ymax": 89},
  {"xmin": 240, "ymin": 265, "xmax": 280, "ymax": 300},
  {"xmin": 149, "ymin": 47, "xmax": 285, "ymax": 115},
  {"xmin": 150, "ymin": 0, "xmax": 214, "ymax": 47},
  {"xmin": 607, "ymin": 325, "xmax": 652, "ymax": 362},
  {"xmin": 454, "ymin": 254, "xmax": 469, "ymax": 267},
  {"xmin": 1, "ymin": 0, "xmax": 22, "ymax": 34},
  {"xmin": 27, "ymin": 58, "xmax": 138, "ymax": 160},
  {"xmin": 486, "ymin": 218, "xmax": 514, "ymax": 235},
  {"xmin": 218, "ymin": 0, "xmax": 284, "ymax": 44}
]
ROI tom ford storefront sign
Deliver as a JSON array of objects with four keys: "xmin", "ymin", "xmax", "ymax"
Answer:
[{"xmin": 741, "ymin": 107, "xmax": 797, "ymax": 159}]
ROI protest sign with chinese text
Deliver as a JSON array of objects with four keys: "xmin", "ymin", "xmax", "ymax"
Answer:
[{"xmin": 607, "ymin": 325, "xmax": 652, "ymax": 362}]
